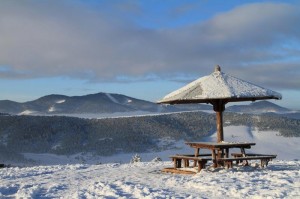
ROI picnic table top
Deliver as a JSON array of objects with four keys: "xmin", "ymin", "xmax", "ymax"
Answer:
[{"xmin": 185, "ymin": 141, "xmax": 256, "ymax": 149}]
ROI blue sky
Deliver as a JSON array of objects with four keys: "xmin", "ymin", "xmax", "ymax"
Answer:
[{"xmin": 0, "ymin": 0, "xmax": 300, "ymax": 109}]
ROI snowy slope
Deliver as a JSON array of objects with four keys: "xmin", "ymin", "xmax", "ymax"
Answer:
[
  {"xmin": 105, "ymin": 93, "xmax": 120, "ymax": 104},
  {"xmin": 0, "ymin": 161, "xmax": 299, "ymax": 198}
]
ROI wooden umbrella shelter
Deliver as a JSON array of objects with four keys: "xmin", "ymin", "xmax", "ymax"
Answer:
[{"xmin": 158, "ymin": 65, "xmax": 282, "ymax": 143}]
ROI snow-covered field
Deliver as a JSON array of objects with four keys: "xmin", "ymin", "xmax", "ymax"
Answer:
[
  {"xmin": 0, "ymin": 160, "xmax": 299, "ymax": 198},
  {"xmin": 1, "ymin": 126, "xmax": 300, "ymax": 198}
]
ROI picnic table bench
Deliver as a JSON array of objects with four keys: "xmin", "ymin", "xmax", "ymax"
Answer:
[
  {"xmin": 218, "ymin": 154, "xmax": 277, "ymax": 168},
  {"xmin": 231, "ymin": 153, "xmax": 276, "ymax": 157},
  {"xmin": 170, "ymin": 155, "xmax": 212, "ymax": 172}
]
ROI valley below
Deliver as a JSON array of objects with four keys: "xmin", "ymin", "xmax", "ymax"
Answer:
[
  {"xmin": 0, "ymin": 93, "xmax": 299, "ymax": 166},
  {"xmin": 0, "ymin": 110, "xmax": 299, "ymax": 166}
]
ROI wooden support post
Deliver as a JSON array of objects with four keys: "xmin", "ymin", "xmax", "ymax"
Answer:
[
  {"xmin": 212, "ymin": 100, "xmax": 226, "ymax": 143},
  {"xmin": 216, "ymin": 111, "xmax": 224, "ymax": 143}
]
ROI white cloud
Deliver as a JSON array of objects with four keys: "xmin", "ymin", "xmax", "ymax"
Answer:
[{"xmin": 0, "ymin": 1, "xmax": 299, "ymax": 90}]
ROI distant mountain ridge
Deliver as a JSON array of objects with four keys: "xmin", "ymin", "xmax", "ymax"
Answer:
[
  {"xmin": 226, "ymin": 101, "xmax": 290, "ymax": 113},
  {"xmin": 0, "ymin": 93, "xmax": 164, "ymax": 115},
  {"xmin": 0, "ymin": 92, "xmax": 293, "ymax": 116}
]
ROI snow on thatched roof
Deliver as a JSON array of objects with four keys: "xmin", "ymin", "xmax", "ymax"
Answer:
[{"xmin": 158, "ymin": 66, "xmax": 282, "ymax": 104}]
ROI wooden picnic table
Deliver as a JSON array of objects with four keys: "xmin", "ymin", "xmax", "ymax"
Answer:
[
  {"xmin": 164, "ymin": 141, "xmax": 276, "ymax": 174},
  {"xmin": 185, "ymin": 142, "xmax": 256, "ymax": 168}
]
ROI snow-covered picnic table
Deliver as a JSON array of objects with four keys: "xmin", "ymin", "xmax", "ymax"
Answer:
[{"xmin": 165, "ymin": 141, "xmax": 277, "ymax": 174}]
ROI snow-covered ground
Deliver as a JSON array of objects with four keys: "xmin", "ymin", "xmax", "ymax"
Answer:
[
  {"xmin": 1, "ymin": 126, "xmax": 299, "ymax": 198},
  {"xmin": 0, "ymin": 160, "xmax": 299, "ymax": 198}
]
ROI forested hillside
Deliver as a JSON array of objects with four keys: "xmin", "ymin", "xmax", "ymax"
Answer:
[
  {"xmin": 223, "ymin": 112, "xmax": 300, "ymax": 137},
  {"xmin": 0, "ymin": 111, "xmax": 299, "ymax": 163}
]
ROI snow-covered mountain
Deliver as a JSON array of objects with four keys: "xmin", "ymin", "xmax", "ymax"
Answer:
[
  {"xmin": 0, "ymin": 92, "xmax": 213, "ymax": 116},
  {"xmin": 0, "ymin": 92, "xmax": 293, "ymax": 117},
  {"xmin": 226, "ymin": 101, "xmax": 290, "ymax": 113},
  {"xmin": 0, "ymin": 93, "xmax": 163, "ymax": 115}
]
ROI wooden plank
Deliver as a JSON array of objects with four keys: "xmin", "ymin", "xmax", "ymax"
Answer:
[
  {"xmin": 218, "ymin": 155, "xmax": 276, "ymax": 168},
  {"xmin": 219, "ymin": 155, "xmax": 276, "ymax": 161},
  {"xmin": 169, "ymin": 156, "xmax": 212, "ymax": 161},
  {"xmin": 232, "ymin": 153, "xmax": 277, "ymax": 157},
  {"xmin": 170, "ymin": 155, "xmax": 211, "ymax": 172},
  {"xmin": 185, "ymin": 142, "xmax": 256, "ymax": 149},
  {"xmin": 175, "ymin": 154, "xmax": 212, "ymax": 157},
  {"xmin": 161, "ymin": 168, "xmax": 196, "ymax": 175}
]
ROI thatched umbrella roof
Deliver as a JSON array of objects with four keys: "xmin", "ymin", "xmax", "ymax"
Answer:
[{"xmin": 158, "ymin": 65, "xmax": 282, "ymax": 142}]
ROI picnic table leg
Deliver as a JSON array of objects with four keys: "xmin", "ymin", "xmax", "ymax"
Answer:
[
  {"xmin": 217, "ymin": 149, "xmax": 224, "ymax": 167},
  {"xmin": 193, "ymin": 148, "xmax": 200, "ymax": 167},
  {"xmin": 240, "ymin": 148, "xmax": 246, "ymax": 157},
  {"xmin": 173, "ymin": 158, "xmax": 177, "ymax": 168},
  {"xmin": 173, "ymin": 158, "xmax": 182, "ymax": 168},
  {"xmin": 217, "ymin": 149, "xmax": 223, "ymax": 158},
  {"xmin": 197, "ymin": 160, "xmax": 207, "ymax": 172},
  {"xmin": 212, "ymin": 149, "xmax": 217, "ymax": 168},
  {"xmin": 225, "ymin": 148, "xmax": 229, "ymax": 158},
  {"xmin": 261, "ymin": 159, "xmax": 270, "ymax": 167},
  {"xmin": 240, "ymin": 147, "xmax": 248, "ymax": 165},
  {"xmin": 184, "ymin": 159, "xmax": 189, "ymax": 167},
  {"xmin": 224, "ymin": 160, "xmax": 233, "ymax": 169}
]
